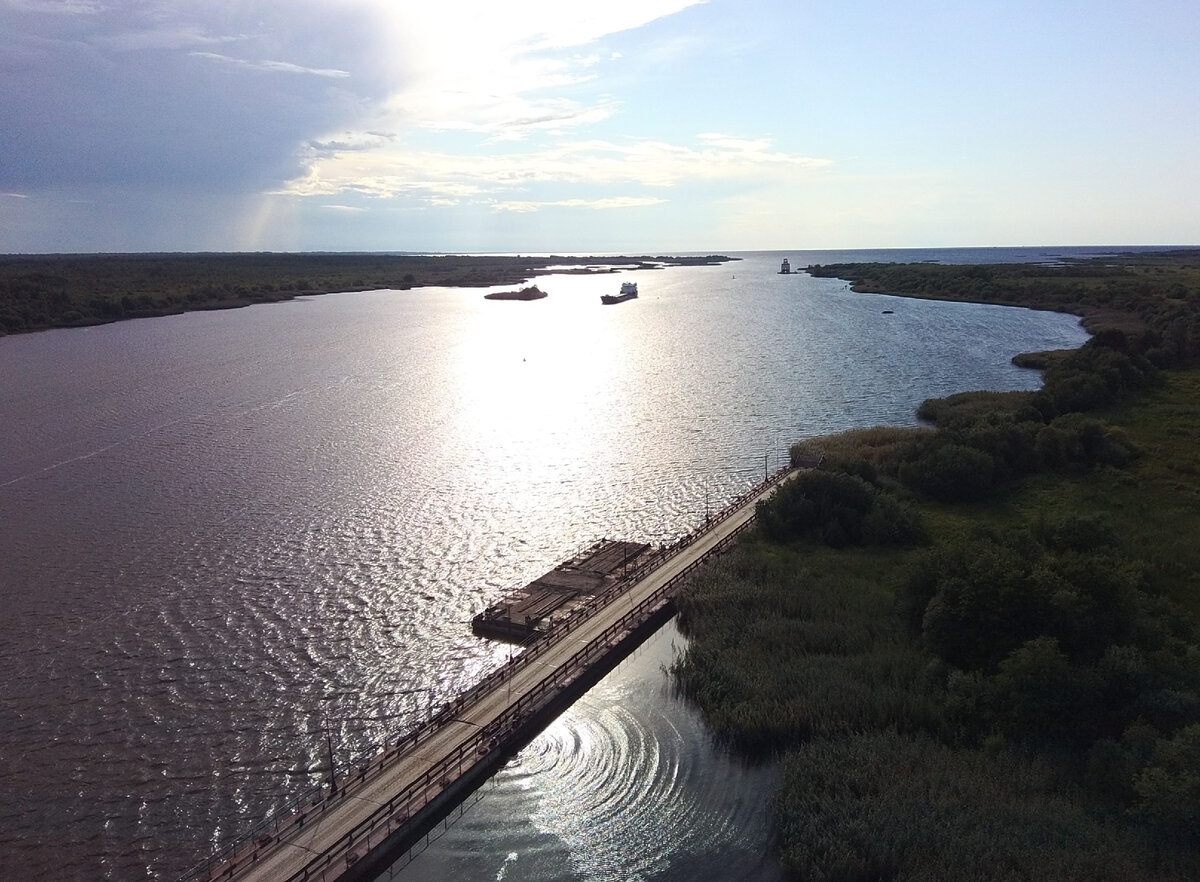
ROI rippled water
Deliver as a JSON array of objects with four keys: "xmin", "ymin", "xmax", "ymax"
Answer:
[
  {"xmin": 394, "ymin": 622, "xmax": 782, "ymax": 882},
  {"xmin": 0, "ymin": 251, "xmax": 1089, "ymax": 880}
]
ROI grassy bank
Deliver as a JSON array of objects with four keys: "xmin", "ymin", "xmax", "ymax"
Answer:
[
  {"xmin": 0, "ymin": 252, "xmax": 732, "ymax": 335},
  {"xmin": 807, "ymin": 248, "xmax": 1200, "ymax": 343},
  {"xmin": 674, "ymin": 255, "xmax": 1200, "ymax": 880}
]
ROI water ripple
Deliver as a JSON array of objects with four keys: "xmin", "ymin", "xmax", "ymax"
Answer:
[{"xmin": 0, "ymin": 253, "xmax": 1089, "ymax": 881}]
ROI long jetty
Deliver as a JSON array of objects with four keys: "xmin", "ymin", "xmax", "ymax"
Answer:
[{"xmin": 185, "ymin": 466, "xmax": 798, "ymax": 882}]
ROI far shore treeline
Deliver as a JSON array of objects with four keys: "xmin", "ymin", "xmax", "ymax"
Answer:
[
  {"xmin": 675, "ymin": 249, "xmax": 1200, "ymax": 881},
  {"xmin": 0, "ymin": 252, "xmax": 733, "ymax": 336}
]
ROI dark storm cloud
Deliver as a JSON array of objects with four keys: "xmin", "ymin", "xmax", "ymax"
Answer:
[{"xmin": 0, "ymin": 1, "xmax": 395, "ymax": 193}]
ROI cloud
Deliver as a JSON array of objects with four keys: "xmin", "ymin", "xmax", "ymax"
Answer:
[
  {"xmin": 189, "ymin": 51, "xmax": 350, "ymax": 79},
  {"xmin": 375, "ymin": 4, "xmax": 706, "ymax": 140},
  {"xmin": 389, "ymin": 49, "xmax": 614, "ymax": 138},
  {"xmin": 253, "ymin": 1, "xmax": 822, "ymax": 213},
  {"xmin": 6, "ymin": 0, "xmax": 829, "ymax": 250},
  {"xmin": 491, "ymin": 196, "xmax": 666, "ymax": 212},
  {"xmin": 90, "ymin": 26, "xmax": 245, "ymax": 52},
  {"xmin": 0, "ymin": 1, "xmax": 392, "ymax": 192},
  {"xmin": 307, "ymin": 133, "xmax": 398, "ymax": 157},
  {"xmin": 283, "ymin": 134, "xmax": 830, "ymax": 201},
  {"xmin": 3, "ymin": 0, "xmax": 103, "ymax": 14},
  {"xmin": 2, "ymin": 1, "xmax": 704, "ymax": 196},
  {"xmin": 392, "ymin": 2, "xmax": 704, "ymax": 59},
  {"xmin": 409, "ymin": 94, "xmax": 620, "ymax": 140}
]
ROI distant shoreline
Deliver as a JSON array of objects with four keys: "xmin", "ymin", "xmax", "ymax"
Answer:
[
  {"xmin": 0, "ymin": 252, "xmax": 735, "ymax": 337},
  {"xmin": 806, "ymin": 247, "xmax": 1200, "ymax": 339}
]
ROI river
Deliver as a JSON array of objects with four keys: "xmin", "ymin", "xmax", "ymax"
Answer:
[{"xmin": 0, "ymin": 249, "xmax": 1093, "ymax": 880}]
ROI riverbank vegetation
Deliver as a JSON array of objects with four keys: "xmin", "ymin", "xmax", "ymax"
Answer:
[
  {"xmin": 675, "ymin": 253, "xmax": 1200, "ymax": 881},
  {"xmin": 807, "ymin": 249, "xmax": 1200, "ymax": 346},
  {"xmin": 0, "ymin": 252, "xmax": 731, "ymax": 335}
]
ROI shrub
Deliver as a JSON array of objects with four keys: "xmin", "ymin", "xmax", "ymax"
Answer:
[
  {"xmin": 916, "ymin": 540, "xmax": 1050, "ymax": 670},
  {"xmin": 1053, "ymin": 413, "xmax": 1140, "ymax": 467},
  {"xmin": 861, "ymin": 493, "xmax": 928, "ymax": 545},
  {"xmin": 757, "ymin": 471, "xmax": 875, "ymax": 547},
  {"xmin": 898, "ymin": 442, "xmax": 996, "ymax": 502},
  {"xmin": 1035, "ymin": 343, "xmax": 1158, "ymax": 415},
  {"xmin": 1133, "ymin": 723, "xmax": 1200, "ymax": 832},
  {"xmin": 758, "ymin": 470, "xmax": 925, "ymax": 547},
  {"xmin": 1035, "ymin": 513, "xmax": 1119, "ymax": 553},
  {"xmin": 956, "ymin": 419, "xmax": 1044, "ymax": 477},
  {"xmin": 987, "ymin": 636, "xmax": 1105, "ymax": 746},
  {"xmin": 917, "ymin": 389, "xmax": 1037, "ymax": 429}
]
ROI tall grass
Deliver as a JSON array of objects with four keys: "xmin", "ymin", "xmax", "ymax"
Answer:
[
  {"xmin": 774, "ymin": 732, "xmax": 1194, "ymax": 882},
  {"xmin": 673, "ymin": 533, "xmax": 1200, "ymax": 880},
  {"xmin": 673, "ymin": 542, "xmax": 943, "ymax": 756},
  {"xmin": 673, "ymin": 364, "xmax": 1200, "ymax": 879}
]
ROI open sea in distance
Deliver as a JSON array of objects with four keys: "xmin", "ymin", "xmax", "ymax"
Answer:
[{"xmin": 1, "ymin": 248, "xmax": 1129, "ymax": 880}]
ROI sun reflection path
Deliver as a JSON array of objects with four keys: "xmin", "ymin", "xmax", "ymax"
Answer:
[
  {"xmin": 452, "ymin": 283, "xmax": 627, "ymax": 461},
  {"xmin": 447, "ymin": 281, "xmax": 642, "ymax": 541}
]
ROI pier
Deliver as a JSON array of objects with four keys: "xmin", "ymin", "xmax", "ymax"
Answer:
[{"xmin": 185, "ymin": 466, "xmax": 798, "ymax": 882}]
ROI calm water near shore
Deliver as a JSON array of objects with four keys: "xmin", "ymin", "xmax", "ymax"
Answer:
[
  {"xmin": 0, "ymin": 250, "xmax": 1092, "ymax": 880},
  {"xmin": 394, "ymin": 621, "xmax": 784, "ymax": 882}
]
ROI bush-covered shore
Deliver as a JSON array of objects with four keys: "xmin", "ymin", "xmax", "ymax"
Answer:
[
  {"xmin": 807, "ymin": 249, "xmax": 1200, "ymax": 345},
  {"xmin": 0, "ymin": 252, "xmax": 732, "ymax": 335},
  {"xmin": 674, "ymin": 253, "xmax": 1200, "ymax": 881}
]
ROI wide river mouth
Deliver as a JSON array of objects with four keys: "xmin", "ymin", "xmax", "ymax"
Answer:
[{"xmin": 0, "ymin": 251, "xmax": 1090, "ymax": 880}]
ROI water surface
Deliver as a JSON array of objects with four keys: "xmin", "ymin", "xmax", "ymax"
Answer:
[
  {"xmin": 394, "ymin": 622, "xmax": 783, "ymax": 882},
  {"xmin": 0, "ymin": 251, "xmax": 1090, "ymax": 880}
]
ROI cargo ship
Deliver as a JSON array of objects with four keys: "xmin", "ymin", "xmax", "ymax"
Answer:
[{"xmin": 601, "ymin": 281, "xmax": 638, "ymax": 305}]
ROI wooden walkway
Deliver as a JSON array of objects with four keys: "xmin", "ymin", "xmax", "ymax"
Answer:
[{"xmin": 185, "ymin": 467, "xmax": 797, "ymax": 882}]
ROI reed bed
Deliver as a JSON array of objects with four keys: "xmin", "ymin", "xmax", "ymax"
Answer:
[
  {"xmin": 674, "ymin": 543, "xmax": 943, "ymax": 756},
  {"xmin": 774, "ymin": 732, "xmax": 1192, "ymax": 882},
  {"xmin": 674, "ymin": 531, "xmax": 1199, "ymax": 879},
  {"xmin": 672, "ymin": 328, "xmax": 1200, "ymax": 878}
]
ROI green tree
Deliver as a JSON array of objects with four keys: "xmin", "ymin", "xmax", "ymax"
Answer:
[
  {"xmin": 1133, "ymin": 723, "xmax": 1200, "ymax": 832},
  {"xmin": 898, "ymin": 442, "xmax": 996, "ymax": 502}
]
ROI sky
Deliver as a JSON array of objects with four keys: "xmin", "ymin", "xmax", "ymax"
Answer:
[{"xmin": 1, "ymin": 0, "xmax": 1198, "ymax": 253}]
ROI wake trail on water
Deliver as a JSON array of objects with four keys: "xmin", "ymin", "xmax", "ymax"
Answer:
[
  {"xmin": 0, "ymin": 414, "xmax": 202, "ymax": 489},
  {"xmin": 0, "ymin": 388, "xmax": 319, "ymax": 490}
]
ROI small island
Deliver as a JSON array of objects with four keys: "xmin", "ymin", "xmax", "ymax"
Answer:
[{"xmin": 483, "ymin": 285, "xmax": 547, "ymax": 301}]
